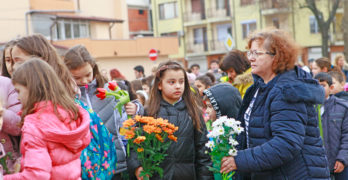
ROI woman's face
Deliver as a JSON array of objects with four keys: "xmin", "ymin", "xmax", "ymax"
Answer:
[
  {"xmin": 248, "ymin": 40, "xmax": 275, "ymax": 80},
  {"xmin": 337, "ymin": 57, "xmax": 345, "ymax": 68},
  {"xmin": 4, "ymin": 47, "xmax": 13, "ymax": 75}
]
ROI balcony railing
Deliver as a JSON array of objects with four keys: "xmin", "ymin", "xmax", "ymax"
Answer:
[
  {"xmin": 206, "ymin": 7, "xmax": 231, "ymax": 18},
  {"xmin": 186, "ymin": 40, "xmax": 208, "ymax": 54},
  {"xmin": 210, "ymin": 39, "xmax": 226, "ymax": 51},
  {"xmin": 183, "ymin": 11, "xmax": 205, "ymax": 22},
  {"xmin": 260, "ymin": 0, "xmax": 289, "ymax": 10}
]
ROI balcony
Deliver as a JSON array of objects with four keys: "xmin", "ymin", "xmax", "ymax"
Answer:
[
  {"xmin": 260, "ymin": 0, "xmax": 291, "ymax": 15},
  {"xmin": 210, "ymin": 39, "xmax": 227, "ymax": 52},
  {"xmin": 206, "ymin": 7, "xmax": 231, "ymax": 20},
  {"xmin": 183, "ymin": 11, "xmax": 205, "ymax": 23},
  {"xmin": 186, "ymin": 40, "xmax": 208, "ymax": 55}
]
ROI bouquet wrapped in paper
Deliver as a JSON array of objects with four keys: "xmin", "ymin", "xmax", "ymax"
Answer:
[
  {"xmin": 121, "ymin": 116, "xmax": 178, "ymax": 180},
  {"xmin": 206, "ymin": 116, "xmax": 244, "ymax": 180}
]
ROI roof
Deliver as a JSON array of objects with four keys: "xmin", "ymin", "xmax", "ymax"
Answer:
[{"xmin": 55, "ymin": 14, "xmax": 123, "ymax": 23}]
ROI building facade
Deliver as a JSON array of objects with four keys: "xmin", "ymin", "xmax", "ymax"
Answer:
[
  {"xmin": 0, "ymin": 0, "xmax": 178, "ymax": 80},
  {"xmin": 151, "ymin": 0, "xmax": 344, "ymax": 71}
]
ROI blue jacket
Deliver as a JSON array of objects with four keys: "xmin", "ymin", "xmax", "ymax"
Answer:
[
  {"xmin": 322, "ymin": 95, "xmax": 348, "ymax": 170},
  {"xmin": 235, "ymin": 67, "xmax": 330, "ymax": 179}
]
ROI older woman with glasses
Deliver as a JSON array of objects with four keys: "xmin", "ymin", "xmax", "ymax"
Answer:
[{"xmin": 220, "ymin": 29, "xmax": 330, "ymax": 179}]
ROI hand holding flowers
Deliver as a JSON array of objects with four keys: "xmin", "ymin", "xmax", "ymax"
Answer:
[
  {"xmin": 205, "ymin": 116, "xmax": 243, "ymax": 180},
  {"xmin": 121, "ymin": 116, "xmax": 179, "ymax": 180}
]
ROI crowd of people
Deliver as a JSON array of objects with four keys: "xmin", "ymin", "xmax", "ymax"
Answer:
[{"xmin": 0, "ymin": 28, "xmax": 347, "ymax": 180}]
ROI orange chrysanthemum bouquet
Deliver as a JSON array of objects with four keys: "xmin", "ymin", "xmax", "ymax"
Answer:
[{"xmin": 121, "ymin": 116, "xmax": 178, "ymax": 180}]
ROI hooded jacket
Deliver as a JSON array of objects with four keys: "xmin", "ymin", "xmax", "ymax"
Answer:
[
  {"xmin": 128, "ymin": 99, "xmax": 213, "ymax": 180},
  {"xmin": 321, "ymin": 95, "xmax": 348, "ymax": 170},
  {"xmin": 4, "ymin": 101, "xmax": 90, "ymax": 180},
  {"xmin": 79, "ymin": 80, "xmax": 128, "ymax": 174},
  {"xmin": 334, "ymin": 91, "xmax": 348, "ymax": 101},
  {"xmin": 203, "ymin": 83, "xmax": 242, "ymax": 119},
  {"xmin": 235, "ymin": 66, "xmax": 330, "ymax": 179},
  {"xmin": 0, "ymin": 76, "xmax": 21, "ymax": 155},
  {"xmin": 232, "ymin": 68, "xmax": 253, "ymax": 99}
]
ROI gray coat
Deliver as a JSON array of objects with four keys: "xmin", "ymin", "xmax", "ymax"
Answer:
[
  {"xmin": 79, "ymin": 80, "xmax": 143, "ymax": 174},
  {"xmin": 322, "ymin": 95, "xmax": 348, "ymax": 170}
]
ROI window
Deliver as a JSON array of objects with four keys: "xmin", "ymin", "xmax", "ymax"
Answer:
[
  {"xmin": 54, "ymin": 20, "xmax": 90, "ymax": 40},
  {"xmin": 159, "ymin": 2, "xmax": 178, "ymax": 20},
  {"xmin": 194, "ymin": 28, "xmax": 204, "ymax": 44},
  {"xmin": 216, "ymin": 0, "xmax": 226, "ymax": 9},
  {"xmin": 272, "ymin": 18, "xmax": 279, "ymax": 29},
  {"xmin": 216, "ymin": 23, "xmax": 232, "ymax": 41},
  {"xmin": 310, "ymin": 16, "xmax": 319, "ymax": 34},
  {"xmin": 241, "ymin": 20, "xmax": 256, "ymax": 39}
]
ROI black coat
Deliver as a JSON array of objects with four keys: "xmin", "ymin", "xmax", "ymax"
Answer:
[{"xmin": 127, "ymin": 99, "xmax": 213, "ymax": 180}]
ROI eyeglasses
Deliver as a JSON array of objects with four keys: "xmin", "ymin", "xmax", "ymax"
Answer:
[{"xmin": 246, "ymin": 50, "xmax": 275, "ymax": 58}]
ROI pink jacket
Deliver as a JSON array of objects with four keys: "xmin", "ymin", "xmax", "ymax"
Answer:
[
  {"xmin": 0, "ymin": 76, "xmax": 21, "ymax": 153},
  {"xmin": 4, "ymin": 101, "xmax": 91, "ymax": 180}
]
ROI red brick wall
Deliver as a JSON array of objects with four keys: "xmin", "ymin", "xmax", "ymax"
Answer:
[{"xmin": 128, "ymin": 8, "xmax": 149, "ymax": 32}]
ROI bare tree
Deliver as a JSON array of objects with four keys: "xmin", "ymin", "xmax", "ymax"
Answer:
[
  {"xmin": 343, "ymin": 0, "xmax": 348, "ymax": 61},
  {"xmin": 300, "ymin": 0, "xmax": 341, "ymax": 57}
]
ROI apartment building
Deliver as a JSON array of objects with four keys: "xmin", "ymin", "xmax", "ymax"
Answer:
[
  {"xmin": 151, "ymin": 0, "xmax": 344, "ymax": 70},
  {"xmin": 0, "ymin": 0, "xmax": 178, "ymax": 80}
]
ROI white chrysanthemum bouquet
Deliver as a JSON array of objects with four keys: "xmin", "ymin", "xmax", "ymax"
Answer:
[{"xmin": 205, "ymin": 116, "xmax": 244, "ymax": 180}]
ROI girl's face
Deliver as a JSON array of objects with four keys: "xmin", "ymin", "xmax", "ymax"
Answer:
[
  {"xmin": 70, "ymin": 63, "xmax": 94, "ymax": 86},
  {"xmin": 205, "ymin": 99, "xmax": 216, "ymax": 121},
  {"xmin": 311, "ymin": 62, "xmax": 322, "ymax": 77},
  {"xmin": 337, "ymin": 57, "xmax": 345, "ymax": 67},
  {"xmin": 14, "ymin": 83, "xmax": 29, "ymax": 105},
  {"xmin": 142, "ymin": 84, "xmax": 150, "ymax": 95},
  {"xmin": 11, "ymin": 46, "xmax": 32, "ymax": 70},
  {"xmin": 4, "ymin": 47, "xmax": 13, "ymax": 75},
  {"xmin": 194, "ymin": 80, "xmax": 206, "ymax": 96},
  {"xmin": 158, "ymin": 69, "xmax": 185, "ymax": 104},
  {"xmin": 226, "ymin": 68, "xmax": 237, "ymax": 83}
]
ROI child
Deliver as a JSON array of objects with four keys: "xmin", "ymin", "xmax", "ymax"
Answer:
[
  {"xmin": 195, "ymin": 75, "xmax": 213, "ymax": 97},
  {"xmin": 314, "ymin": 72, "xmax": 348, "ymax": 179},
  {"xmin": 203, "ymin": 83, "xmax": 242, "ymax": 131},
  {"xmin": 203, "ymin": 83, "xmax": 242, "ymax": 180},
  {"xmin": 328, "ymin": 71, "xmax": 348, "ymax": 101},
  {"xmin": 64, "ymin": 45, "xmax": 143, "ymax": 179},
  {"xmin": 5, "ymin": 58, "xmax": 90, "ymax": 179},
  {"xmin": 128, "ymin": 61, "xmax": 213, "ymax": 179}
]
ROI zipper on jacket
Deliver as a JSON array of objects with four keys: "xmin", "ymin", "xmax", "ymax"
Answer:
[{"xmin": 85, "ymin": 87, "xmax": 94, "ymax": 111}]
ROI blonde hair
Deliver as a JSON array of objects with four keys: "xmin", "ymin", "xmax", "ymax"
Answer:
[
  {"xmin": 12, "ymin": 58, "xmax": 81, "ymax": 124},
  {"xmin": 334, "ymin": 53, "xmax": 345, "ymax": 67}
]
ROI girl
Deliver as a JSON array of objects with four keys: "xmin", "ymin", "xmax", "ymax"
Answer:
[
  {"xmin": 5, "ymin": 58, "xmax": 90, "ymax": 179},
  {"xmin": 11, "ymin": 34, "xmax": 76, "ymax": 97},
  {"xmin": 63, "ymin": 45, "xmax": 143, "ymax": 179},
  {"xmin": 1, "ymin": 40, "xmax": 16, "ymax": 78},
  {"xmin": 194, "ymin": 75, "xmax": 213, "ymax": 96},
  {"xmin": 312, "ymin": 57, "xmax": 341, "ymax": 77},
  {"xmin": 128, "ymin": 61, "xmax": 213, "ymax": 180}
]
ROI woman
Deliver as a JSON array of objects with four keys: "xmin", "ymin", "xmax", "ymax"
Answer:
[
  {"xmin": 334, "ymin": 54, "xmax": 348, "ymax": 81},
  {"xmin": 220, "ymin": 50, "xmax": 253, "ymax": 98},
  {"xmin": 220, "ymin": 29, "xmax": 330, "ymax": 179}
]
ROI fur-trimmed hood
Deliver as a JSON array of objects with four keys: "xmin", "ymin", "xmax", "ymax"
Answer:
[{"xmin": 233, "ymin": 68, "xmax": 253, "ymax": 86}]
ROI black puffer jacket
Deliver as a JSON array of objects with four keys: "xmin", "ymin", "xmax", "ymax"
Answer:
[{"xmin": 128, "ymin": 99, "xmax": 213, "ymax": 180}]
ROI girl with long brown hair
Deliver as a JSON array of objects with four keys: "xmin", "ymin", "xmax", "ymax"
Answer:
[
  {"xmin": 10, "ymin": 34, "xmax": 76, "ymax": 97},
  {"xmin": 5, "ymin": 58, "xmax": 90, "ymax": 179},
  {"xmin": 128, "ymin": 61, "xmax": 213, "ymax": 180},
  {"xmin": 64, "ymin": 45, "xmax": 143, "ymax": 179}
]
